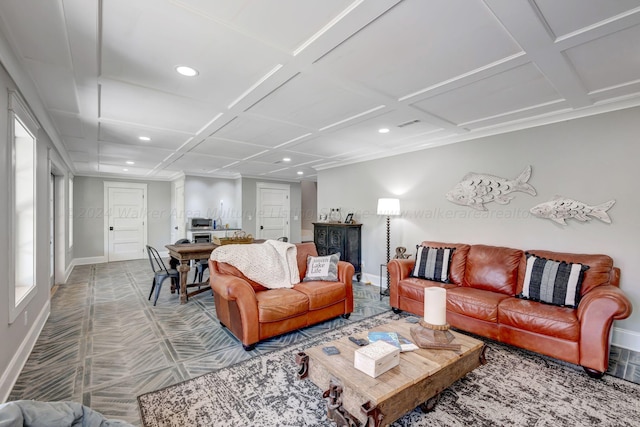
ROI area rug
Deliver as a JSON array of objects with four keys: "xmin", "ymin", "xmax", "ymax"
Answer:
[{"xmin": 138, "ymin": 312, "xmax": 640, "ymax": 426}]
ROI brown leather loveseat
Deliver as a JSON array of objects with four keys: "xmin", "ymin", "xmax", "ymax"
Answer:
[
  {"xmin": 388, "ymin": 241, "xmax": 632, "ymax": 378},
  {"xmin": 209, "ymin": 242, "xmax": 354, "ymax": 350}
]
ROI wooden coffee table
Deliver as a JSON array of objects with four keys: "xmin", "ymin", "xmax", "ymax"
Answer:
[{"xmin": 296, "ymin": 318, "xmax": 486, "ymax": 427}]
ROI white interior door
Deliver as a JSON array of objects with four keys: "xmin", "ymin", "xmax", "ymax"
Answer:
[
  {"xmin": 105, "ymin": 183, "xmax": 147, "ymax": 261},
  {"xmin": 171, "ymin": 181, "xmax": 185, "ymax": 243},
  {"xmin": 256, "ymin": 183, "xmax": 290, "ymax": 240}
]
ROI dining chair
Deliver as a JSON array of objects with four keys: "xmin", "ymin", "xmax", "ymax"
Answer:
[
  {"xmin": 192, "ymin": 259, "xmax": 209, "ymax": 284},
  {"xmin": 146, "ymin": 245, "xmax": 180, "ymax": 306}
]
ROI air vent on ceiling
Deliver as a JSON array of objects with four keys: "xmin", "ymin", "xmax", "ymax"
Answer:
[{"xmin": 397, "ymin": 119, "xmax": 421, "ymax": 128}]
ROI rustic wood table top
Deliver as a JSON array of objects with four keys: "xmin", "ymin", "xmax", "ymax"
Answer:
[{"xmin": 302, "ymin": 318, "xmax": 486, "ymax": 426}]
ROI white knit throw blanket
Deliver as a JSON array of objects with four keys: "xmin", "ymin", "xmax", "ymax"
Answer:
[{"xmin": 209, "ymin": 240, "xmax": 300, "ymax": 289}]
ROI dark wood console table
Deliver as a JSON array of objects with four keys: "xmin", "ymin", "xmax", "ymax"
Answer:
[{"xmin": 313, "ymin": 222, "xmax": 362, "ymax": 281}]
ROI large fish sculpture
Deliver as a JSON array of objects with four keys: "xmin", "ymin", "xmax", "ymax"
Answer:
[
  {"xmin": 530, "ymin": 196, "xmax": 615, "ymax": 225},
  {"xmin": 445, "ymin": 166, "xmax": 536, "ymax": 211}
]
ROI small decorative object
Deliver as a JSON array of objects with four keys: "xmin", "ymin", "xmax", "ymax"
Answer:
[
  {"xmin": 445, "ymin": 165, "xmax": 536, "ymax": 211},
  {"xmin": 394, "ymin": 246, "xmax": 410, "ymax": 259},
  {"xmin": 344, "ymin": 213, "xmax": 354, "ymax": 224},
  {"xmin": 409, "ymin": 287, "xmax": 461, "ymax": 351},
  {"xmin": 319, "ymin": 214, "xmax": 328, "ymax": 222},
  {"xmin": 329, "ymin": 208, "xmax": 342, "ymax": 222},
  {"xmin": 322, "ymin": 346, "xmax": 340, "ymax": 356},
  {"xmin": 213, "ymin": 230, "xmax": 254, "ymax": 245},
  {"xmin": 529, "ymin": 196, "xmax": 615, "ymax": 225},
  {"xmin": 353, "ymin": 340, "xmax": 400, "ymax": 378},
  {"xmin": 349, "ymin": 336, "xmax": 368, "ymax": 346}
]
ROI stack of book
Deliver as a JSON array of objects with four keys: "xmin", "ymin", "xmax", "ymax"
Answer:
[{"xmin": 367, "ymin": 331, "xmax": 418, "ymax": 352}]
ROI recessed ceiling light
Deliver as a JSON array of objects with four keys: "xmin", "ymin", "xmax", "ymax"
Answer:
[
  {"xmin": 126, "ymin": 161, "xmax": 135, "ymax": 165},
  {"xmin": 283, "ymin": 157, "xmax": 291, "ymax": 162},
  {"xmin": 378, "ymin": 128, "xmax": 390, "ymax": 134},
  {"xmin": 123, "ymin": 168, "xmax": 129, "ymax": 172},
  {"xmin": 176, "ymin": 65, "xmax": 199, "ymax": 77},
  {"xmin": 139, "ymin": 136, "xmax": 151, "ymax": 141},
  {"xmin": 297, "ymin": 171, "xmax": 304, "ymax": 175}
]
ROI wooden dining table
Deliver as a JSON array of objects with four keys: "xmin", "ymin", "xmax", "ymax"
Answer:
[{"xmin": 165, "ymin": 242, "xmax": 219, "ymax": 304}]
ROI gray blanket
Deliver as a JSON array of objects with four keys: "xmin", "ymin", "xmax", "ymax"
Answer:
[{"xmin": 0, "ymin": 400, "xmax": 133, "ymax": 427}]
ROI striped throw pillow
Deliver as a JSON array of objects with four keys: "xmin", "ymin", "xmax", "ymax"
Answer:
[
  {"xmin": 519, "ymin": 253, "xmax": 589, "ymax": 308},
  {"xmin": 410, "ymin": 246, "xmax": 455, "ymax": 283}
]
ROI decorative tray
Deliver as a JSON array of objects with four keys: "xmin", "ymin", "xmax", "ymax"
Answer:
[{"xmin": 213, "ymin": 231, "xmax": 254, "ymax": 245}]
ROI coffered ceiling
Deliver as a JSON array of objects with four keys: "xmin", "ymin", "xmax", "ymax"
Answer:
[{"xmin": 1, "ymin": 0, "xmax": 639, "ymax": 181}]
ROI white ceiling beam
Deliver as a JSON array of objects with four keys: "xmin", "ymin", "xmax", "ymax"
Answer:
[{"xmin": 484, "ymin": 0, "xmax": 593, "ymax": 109}]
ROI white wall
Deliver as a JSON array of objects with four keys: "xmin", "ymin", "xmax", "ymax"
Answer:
[
  {"xmin": 73, "ymin": 177, "xmax": 171, "ymax": 260},
  {"xmin": 0, "ymin": 64, "xmax": 72, "ymax": 400},
  {"xmin": 318, "ymin": 107, "xmax": 640, "ymax": 346},
  {"xmin": 301, "ymin": 181, "xmax": 317, "ymax": 238},
  {"xmin": 184, "ymin": 176, "xmax": 241, "ymax": 228}
]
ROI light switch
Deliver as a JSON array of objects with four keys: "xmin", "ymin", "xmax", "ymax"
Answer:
[{"xmin": 294, "ymin": 215, "xmax": 299, "ymax": 220}]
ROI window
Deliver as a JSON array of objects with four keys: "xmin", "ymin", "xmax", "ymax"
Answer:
[{"xmin": 9, "ymin": 92, "xmax": 39, "ymax": 323}]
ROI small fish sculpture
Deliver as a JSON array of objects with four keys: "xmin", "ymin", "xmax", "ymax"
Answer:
[
  {"xmin": 530, "ymin": 196, "xmax": 615, "ymax": 225},
  {"xmin": 446, "ymin": 166, "xmax": 536, "ymax": 211}
]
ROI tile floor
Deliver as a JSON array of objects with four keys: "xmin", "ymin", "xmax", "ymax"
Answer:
[
  {"xmin": 9, "ymin": 259, "xmax": 639, "ymax": 425},
  {"xmin": 9, "ymin": 259, "xmax": 390, "ymax": 425}
]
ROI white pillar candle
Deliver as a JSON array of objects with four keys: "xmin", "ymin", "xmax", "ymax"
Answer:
[{"xmin": 424, "ymin": 287, "xmax": 447, "ymax": 325}]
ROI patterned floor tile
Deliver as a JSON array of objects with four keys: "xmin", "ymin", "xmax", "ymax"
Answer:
[
  {"xmin": 90, "ymin": 302, "xmax": 151, "ymax": 327},
  {"xmin": 84, "ymin": 367, "xmax": 185, "ymax": 427},
  {"xmin": 164, "ymin": 325, "xmax": 238, "ymax": 362},
  {"xmin": 89, "ymin": 322, "xmax": 163, "ymax": 356},
  {"xmin": 20, "ymin": 338, "xmax": 84, "ymax": 372},
  {"xmin": 180, "ymin": 347, "xmax": 255, "ymax": 378},
  {"xmin": 626, "ymin": 363, "xmax": 640, "ymax": 383},
  {"xmin": 152, "ymin": 307, "xmax": 218, "ymax": 337},
  {"xmin": 9, "ymin": 363, "xmax": 82, "ymax": 402},
  {"xmin": 36, "ymin": 324, "xmax": 85, "ymax": 347},
  {"xmin": 84, "ymin": 340, "xmax": 175, "ymax": 389},
  {"xmin": 8, "ymin": 258, "xmax": 639, "ymax": 427}
]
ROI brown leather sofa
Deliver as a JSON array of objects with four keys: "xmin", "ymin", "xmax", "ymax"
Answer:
[
  {"xmin": 209, "ymin": 242, "xmax": 354, "ymax": 350},
  {"xmin": 388, "ymin": 241, "xmax": 632, "ymax": 378}
]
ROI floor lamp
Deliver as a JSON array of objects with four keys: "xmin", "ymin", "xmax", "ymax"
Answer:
[{"xmin": 377, "ymin": 198, "xmax": 400, "ymax": 298}]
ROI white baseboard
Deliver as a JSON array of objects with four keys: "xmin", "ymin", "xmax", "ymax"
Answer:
[
  {"xmin": 64, "ymin": 262, "xmax": 74, "ymax": 283},
  {"xmin": 358, "ymin": 272, "xmax": 379, "ymax": 286},
  {"xmin": 0, "ymin": 300, "xmax": 50, "ymax": 403},
  {"xmin": 73, "ymin": 255, "xmax": 108, "ymax": 266},
  {"xmin": 72, "ymin": 253, "xmax": 164, "ymax": 270},
  {"xmin": 611, "ymin": 326, "xmax": 640, "ymax": 352}
]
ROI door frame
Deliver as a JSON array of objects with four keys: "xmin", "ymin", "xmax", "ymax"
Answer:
[
  {"xmin": 171, "ymin": 177, "xmax": 185, "ymax": 243},
  {"xmin": 256, "ymin": 182, "xmax": 290, "ymax": 240},
  {"xmin": 103, "ymin": 181, "xmax": 148, "ymax": 261},
  {"xmin": 48, "ymin": 151, "xmax": 67, "ymax": 286}
]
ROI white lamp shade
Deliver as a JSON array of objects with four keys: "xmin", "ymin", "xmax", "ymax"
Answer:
[{"xmin": 377, "ymin": 198, "xmax": 400, "ymax": 216}]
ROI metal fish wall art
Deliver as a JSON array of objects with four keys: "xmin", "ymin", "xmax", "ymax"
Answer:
[
  {"xmin": 530, "ymin": 196, "xmax": 615, "ymax": 225},
  {"xmin": 445, "ymin": 165, "xmax": 537, "ymax": 211}
]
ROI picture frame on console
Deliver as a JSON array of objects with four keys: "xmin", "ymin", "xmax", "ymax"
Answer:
[{"xmin": 344, "ymin": 213, "xmax": 354, "ymax": 224}]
